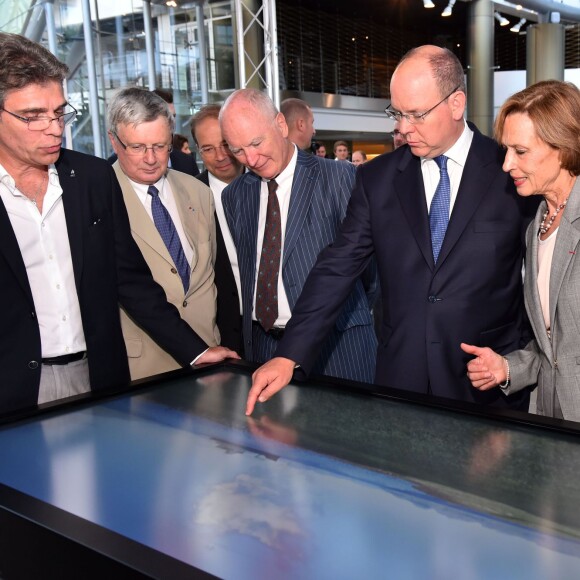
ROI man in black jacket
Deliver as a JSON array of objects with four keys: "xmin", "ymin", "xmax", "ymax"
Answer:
[{"xmin": 0, "ymin": 33, "xmax": 237, "ymax": 414}]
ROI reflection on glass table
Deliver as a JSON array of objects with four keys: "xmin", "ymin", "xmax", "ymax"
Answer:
[{"xmin": 0, "ymin": 366, "xmax": 579, "ymax": 578}]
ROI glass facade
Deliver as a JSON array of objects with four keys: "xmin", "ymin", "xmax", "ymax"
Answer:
[
  {"xmin": 1, "ymin": 0, "xmax": 578, "ymax": 155},
  {"xmin": 0, "ymin": 0, "xmax": 236, "ymax": 156}
]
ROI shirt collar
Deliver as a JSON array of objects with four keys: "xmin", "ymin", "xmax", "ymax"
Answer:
[
  {"xmin": 129, "ymin": 175, "xmax": 167, "ymax": 199},
  {"xmin": 262, "ymin": 144, "xmax": 298, "ymax": 191},
  {"xmin": 0, "ymin": 162, "xmax": 59, "ymax": 196},
  {"xmin": 208, "ymin": 172, "xmax": 229, "ymax": 190},
  {"xmin": 421, "ymin": 120, "xmax": 473, "ymax": 169}
]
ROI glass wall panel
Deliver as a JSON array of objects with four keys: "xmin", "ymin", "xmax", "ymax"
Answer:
[
  {"xmin": 2, "ymin": 0, "xmax": 578, "ymax": 154},
  {"xmin": 0, "ymin": 0, "xmax": 235, "ymax": 156},
  {"xmin": 0, "ymin": 0, "xmax": 36, "ymax": 34}
]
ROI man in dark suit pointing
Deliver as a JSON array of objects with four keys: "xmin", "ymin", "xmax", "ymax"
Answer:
[
  {"xmin": 0, "ymin": 33, "xmax": 237, "ymax": 414},
  {"xmin": 247, "ymin": 45, "xmax": 537, "ymax": 415}
]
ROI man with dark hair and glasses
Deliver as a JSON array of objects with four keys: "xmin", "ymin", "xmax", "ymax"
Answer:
[
  {"xmin": 191, "ymin": 104, "xmax": 245, "ymax": 354},
  {"xmin": 0, "ymin": 34, "xmax": 237, "ymax": 413},
  {"xmin": 247, "ymin": 45, "xmax": 538, "ymax": 415},
  {"xmin": 108, "ymin": 88, "xmax": 237, "ymax": 380}
]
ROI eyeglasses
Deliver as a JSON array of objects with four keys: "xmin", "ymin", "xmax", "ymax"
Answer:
[
  {"xmin": 198, "ymin": 143, "xmax": 230, "ymax": 157},
  {"xmin": 113, "ymin": 132, "xmax": 173, "ymax": 156},
  {"xmin": 385, "ymin": 86, "xmax": 460, "ymax": 125},
  {"xmin": 1, "ymin": 104, "xmax": 77, "ymax": 131}
]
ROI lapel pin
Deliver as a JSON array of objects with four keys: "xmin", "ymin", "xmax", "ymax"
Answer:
[
  {"xmin": 70, "ymin": 169, "xmax": 76, "ymax": 178},
  {"xmin": 570, "ymin": 251, "xmax": 576, "ymax": 255}
]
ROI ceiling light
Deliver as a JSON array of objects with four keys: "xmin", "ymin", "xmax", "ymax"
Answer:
[
  {"xmin": 510, "ymin": 17, "xmax": 526, "ymax": 32},
  {"xmin": 423, "ymin": 0, "xmax": 435, "ymax": 8},
  {"xmin": 166, "ymin": 0, "xmax": 177, "ymax": 6},
  {"xmin": 442, "ymin": 0, "xmax": 456, "ymax": 17},
  {"xmin": 494, "ymin": 12, "xmax": 510, "ymax": 26}
]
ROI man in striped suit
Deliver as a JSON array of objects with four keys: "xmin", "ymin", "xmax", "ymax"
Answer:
[{"xmin": 220, "ymin": 89, "xmax": 377, "ymax": 384}]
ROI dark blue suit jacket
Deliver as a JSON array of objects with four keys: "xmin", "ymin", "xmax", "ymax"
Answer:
[
  {"xmin": 223, "ymin": 149, "xmax": 377, "ymax": 383},
  {"xmin": 170, "ymin": 149, "xmax": 200, "ymax": 177},
  {"xmin": 275, "ymin": 126, "xmax": 538, "ymax": 408},
  {"xmin": 0, "ymin": 149, "xmax": 207, "ymax": 413}
]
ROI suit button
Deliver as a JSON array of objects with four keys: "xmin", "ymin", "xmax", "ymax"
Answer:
[
  {"xmin": 31, "ymin": 311, "xmax": 36, "ymax": 318},
  {"xmin": 428, "ymin": 295, "xmax": 437, "ymax": 303},
  {"xmin": 28, "ymin": 361, "xmax": 39, "ymax": 369},
  {"xmin": 171, "ymin": 267, "xmax": 177, "ymax": 274},
  {"xmin": 183, "ymin": 300, "xmax": 188, "ymax": 307}
]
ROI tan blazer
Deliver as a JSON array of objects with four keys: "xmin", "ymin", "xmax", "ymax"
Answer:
[{"xmin": 114, "ymin": 164, "xmax": 219, "ymax": 380}]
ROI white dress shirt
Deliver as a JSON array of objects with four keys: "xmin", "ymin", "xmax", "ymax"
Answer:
[
  {"xmin": 0, "ymin": 163, "xmax": 86, "ymax": 357},
  {"xmin": 208, "ymin": 172, "xmax": 243, "ymax": 313},
  {"xmin": 129, "ymin": 175, "xmax": 194, "ymax": 266},
  {"xmin": 253, "ymin": 145, "xmax": 299, "ymax": 327},
  {"xmin": 421, "ymin": 121, "xmax": 474, "ymax": 216}
]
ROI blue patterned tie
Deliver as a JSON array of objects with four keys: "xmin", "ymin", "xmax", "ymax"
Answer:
[
  {"xmin": 429, "ymin": 155, "xmax": 451, "ymax": 263},
  {"xmin": 147, "ymin": 185, "xmax": 190, "ymax": 292}
]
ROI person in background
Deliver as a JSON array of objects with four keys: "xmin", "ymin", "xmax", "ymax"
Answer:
[
  {"xmin": 191, "ymin": 104, "xmax": 245, "ymax": 354},
  {"xmin": 462, "ymin": 80, "xmax": 580, "ymax": 422},
  {"xmin": 173, "ymin": 133, "xmax": 191, "ymax": 154},
  {"xmin": 108, "ymin": 87, "xmax": 227, "ymax": 380},
  {"xmin": 245, "ymin": 45, "xmax": 538, "ymax": 415},
  {"xmin": 392, "ymin": 120, "xmax": 406, "ymax": 149},
  {"xmin": 280, "ymin": 98, "xmax": 315, "ymax": 151},
  {"xmin": 314, "ymin": 142, "xmax": 327, "ymax": 158},
  {"xmin": 0, "ymin": 33, "xmax": 237, "ymax": 413},
  {"xmin": 352, "ymin": 150, "xmax": 367, "ymax": 166},
  {"xmin": 333, "ymin": 140, "xmax": 349, "ymax": 161},
  {"xmin": 219, "ymin": 88, "xmax": 377, "ymax": 385},
  {"xmin": 151, "ymin": 89, "xmax": 200, "ymax": 177}
]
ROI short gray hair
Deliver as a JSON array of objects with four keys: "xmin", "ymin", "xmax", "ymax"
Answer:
[
  {"xmin": 0, "ymin": 33, "xmax": 69, "ymax": 108},
  {"xmin": 220, "ymin": 88, "xmax": 279, "ymax": 124},
  {"xmin": 107, "ymin": 87, "xmax": 175, "ymax": 134}
]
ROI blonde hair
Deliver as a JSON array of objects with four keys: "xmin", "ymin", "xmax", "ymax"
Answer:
[{"xmin": 494, "ymin": 80, "xmax": 580, "ymax": 176}]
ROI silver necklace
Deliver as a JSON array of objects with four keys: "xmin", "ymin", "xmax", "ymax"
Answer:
[
  {"xmin": 20, "ymin": 174, "xmax": 47, "ymax": 207},
  {"xmin": 539, "ymin": 197, "xmax": 568, "ymax": 235}
]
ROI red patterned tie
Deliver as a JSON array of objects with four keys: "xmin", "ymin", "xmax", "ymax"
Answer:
[{"xmin": 256, "ymin": 179, "xmax": 281, "ymax": 332}]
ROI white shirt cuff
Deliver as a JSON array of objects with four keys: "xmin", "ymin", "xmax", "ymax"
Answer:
[{"xmin": 191, "ymin": 348, "xmax": 209, "ymax": 366}]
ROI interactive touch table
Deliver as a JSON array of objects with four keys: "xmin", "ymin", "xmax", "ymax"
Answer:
[{"xmin": 0, "ymin": 361, "xmax": 580, "ymax": 579}]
